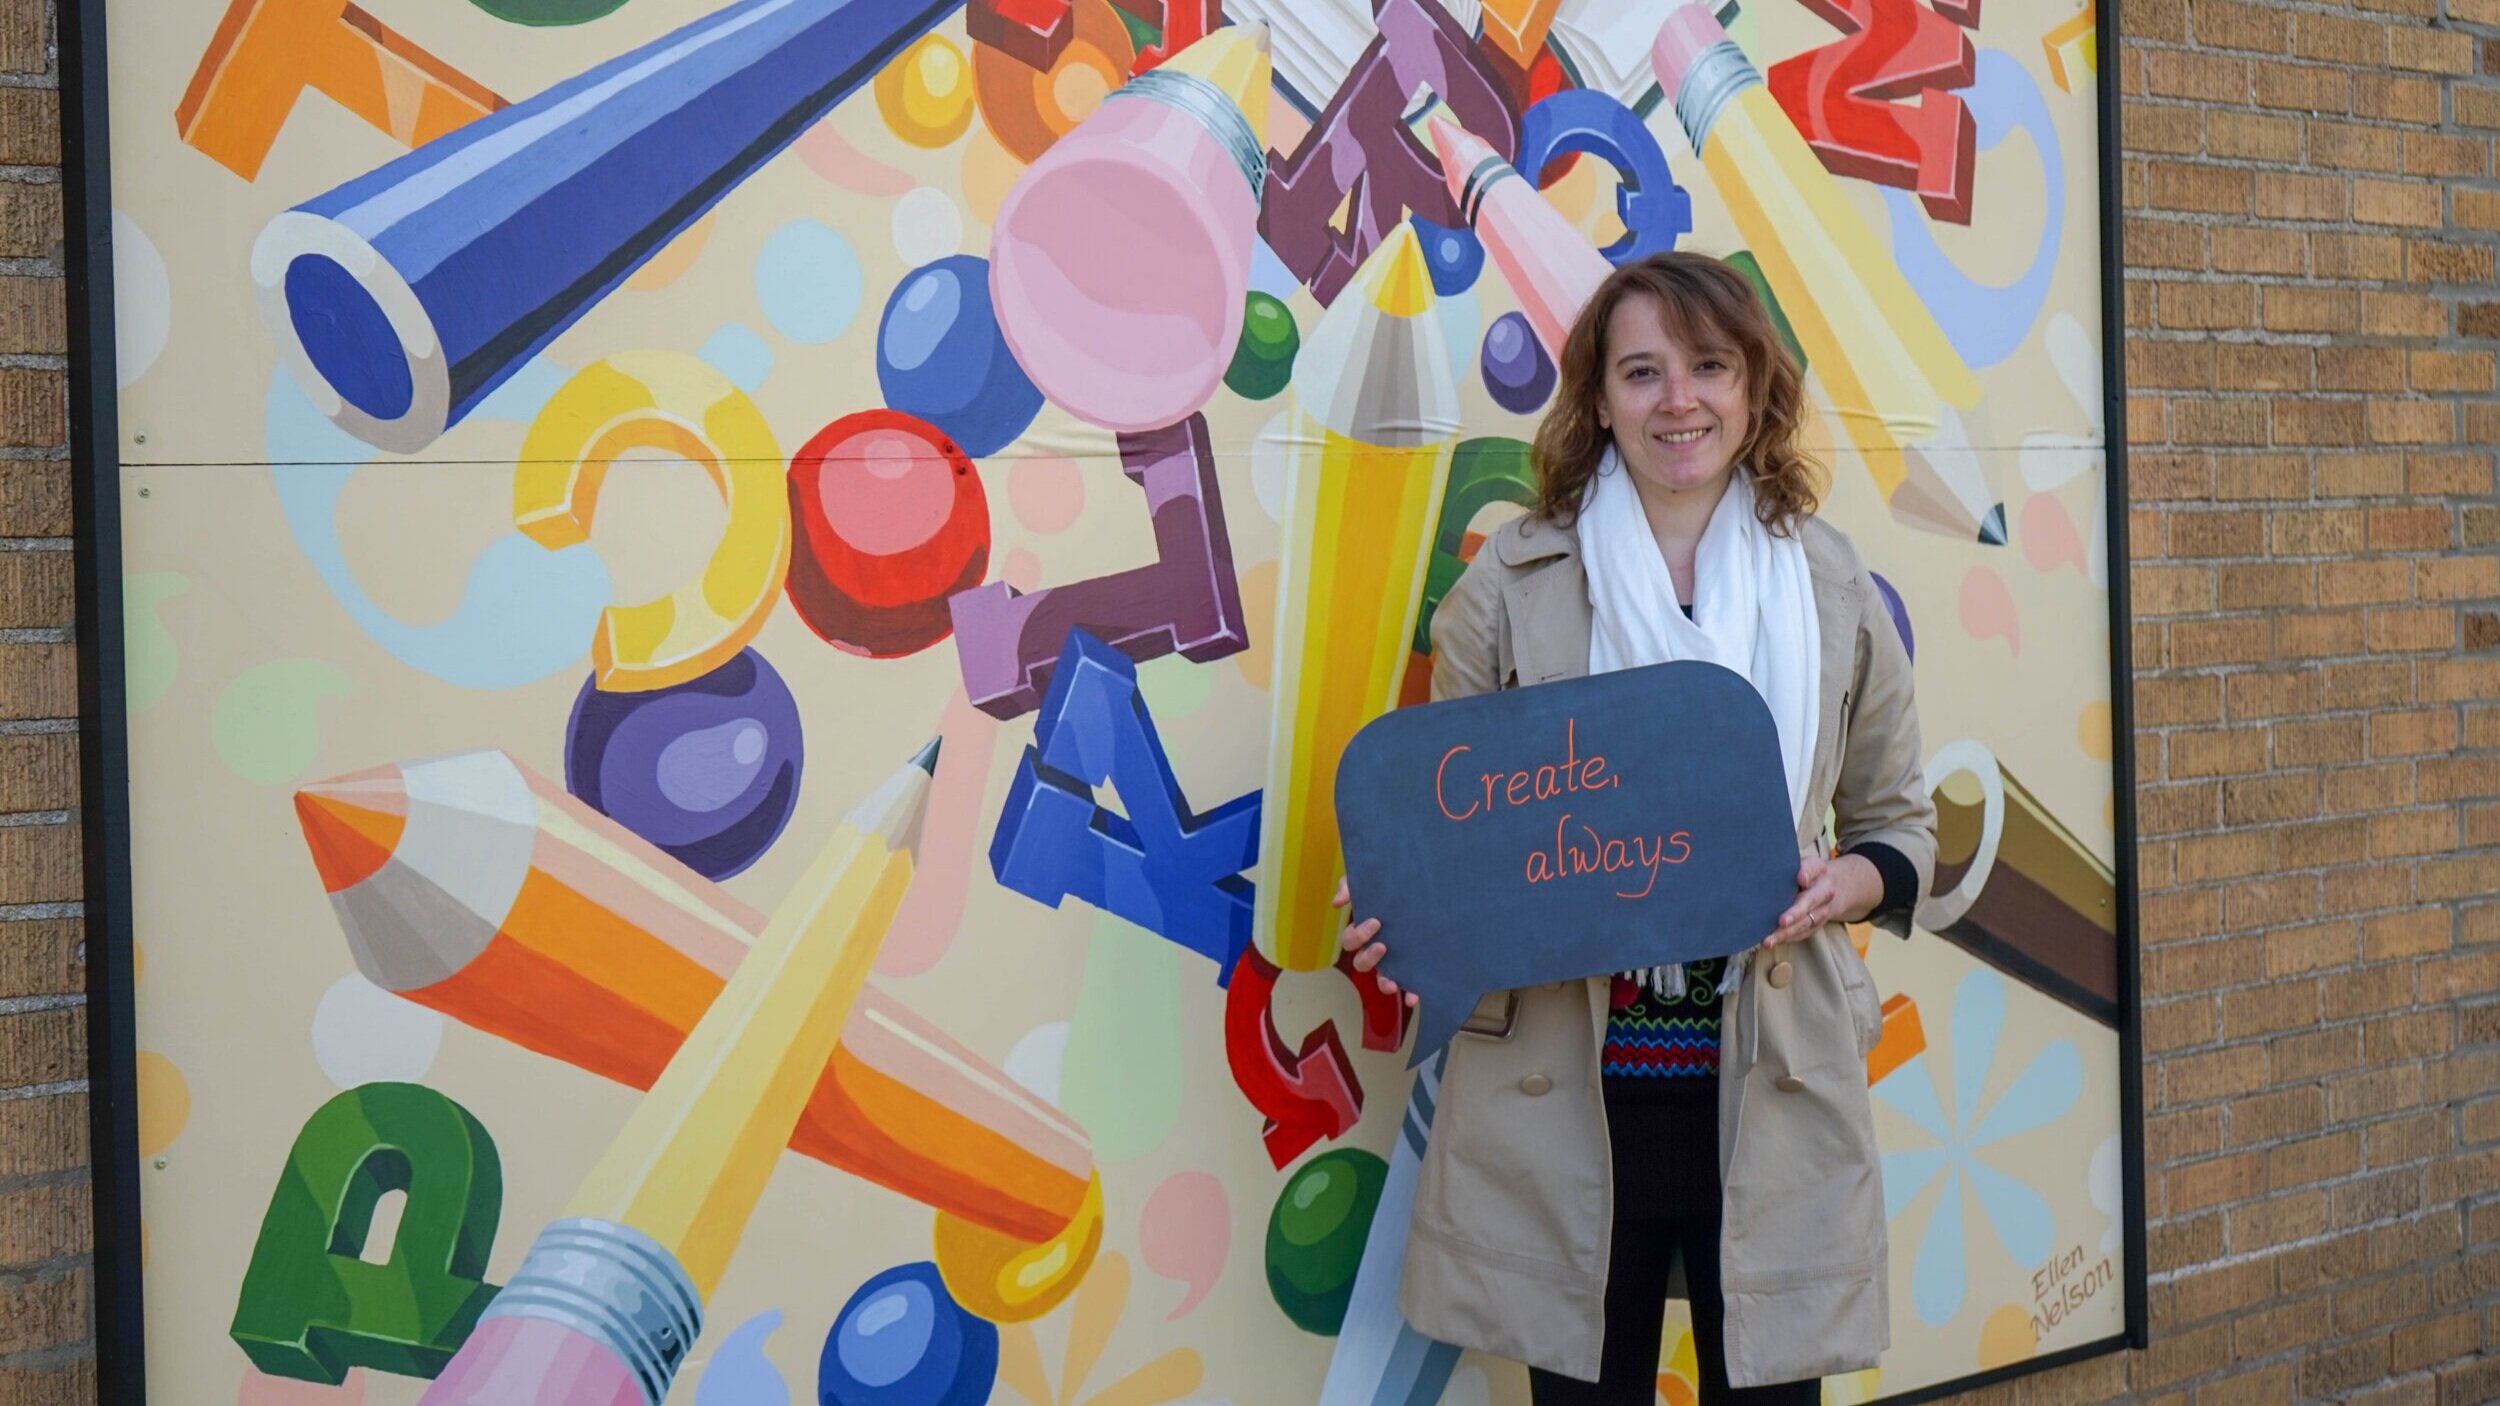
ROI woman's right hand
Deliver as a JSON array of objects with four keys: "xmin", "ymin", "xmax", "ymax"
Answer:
[{"xmin": 1334, "ymin": 877, "xmax": 1420, "ymax": 1007}]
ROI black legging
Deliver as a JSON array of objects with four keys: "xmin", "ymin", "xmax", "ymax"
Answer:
[{"xmin": 1527, "ymin": 1082, "xmax": 1822, "ymax": 1406}]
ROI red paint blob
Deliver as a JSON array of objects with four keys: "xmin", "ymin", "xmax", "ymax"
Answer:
[{"xmin": 785, "ymin": 409, "xmax": 991, "ymax": 658}]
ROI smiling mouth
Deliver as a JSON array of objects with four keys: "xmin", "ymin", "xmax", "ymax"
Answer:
[{"xmin": 1655, "ymin": 428, "xmax": 1709, "ymax": 445}]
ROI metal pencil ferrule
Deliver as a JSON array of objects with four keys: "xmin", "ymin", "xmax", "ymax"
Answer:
[
  {"xmin": 477, "ymin": 1217, "xmax": 703, "ymax": 1406},
  {"xmin": 1674, "ymin": 39, "xmax": 1762, "ymax": 151},
  {"xmin": 1108, "ymin": 66, "xmax": 1270, "ymax": 204}
]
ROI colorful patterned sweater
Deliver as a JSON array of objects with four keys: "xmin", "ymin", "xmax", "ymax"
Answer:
[{"xmin": 1602, "ymin": 957, "xmax": 1724, "ymax": 1079}]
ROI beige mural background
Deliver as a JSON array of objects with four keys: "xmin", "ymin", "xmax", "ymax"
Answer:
[{"xmin": 102, "ymin": 0, "xmax": 2125, "ymax": 1399}]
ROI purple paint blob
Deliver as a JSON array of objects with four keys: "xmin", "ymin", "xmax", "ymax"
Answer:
[
  {"xmin": 566, "ymin": 648, "xmax": 803, "ymax": 880},
  {"xmin": 1480, "ymin": 311, "xmax": 1554, "ymax": 415},
  {"xmin": 1871, "ymin": 571, "xmax": 1915, "ymax": 662}
]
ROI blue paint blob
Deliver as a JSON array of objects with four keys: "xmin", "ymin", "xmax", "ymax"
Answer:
[
  {"xmin": 700, "ymin": 323, "xmax": 777, "ymax": 393},
  {"xmin": 286, "ymin": 256, "xmax": 412, "ymax": 420},
  {"xmin": 876, "ymin": 255, "xmax": 1041, "ymax": 458},
  {"xmin": 266, "ymin": 362, "xmax": 384, "ymax": 466},
  {"xmin": 469, "ymin": 355, "xmax": 573, "ymax": 424},
  {"xmin": 266, "ymin": 375, "xmax": 612, "ymax": 690},
  {"xmin": 1882, "ymin": 50, "xmax": 2062, "ymax": 370},
  {"xmin": 818, "ymin": 1263, "xmax": 998, "ymax": 1406},
  {"xmin": 566, "ymin": 648, "xmax": 803, "ymax": 879},
  {"xmin": 697, "ymin": 1310, "xmax": 793, "ymax": 1405},
  {"xmin": 756, "ymin": 220, "xmax": 863, "ymax": 345},
  {"xmin": 1249, "ymin": 236, "xmax": 1301, "ymax": 301},
  {"xmin": 1479, "ymin": 311, "xmax": 1555, "ymax": 415},
  {"xmin": 1408, "ymin": 214, "xmax": 1484, "ymax": 296},
  {"xmin": 1871, "ymin": 571, "xmax": 1914, "ymax": 661}
]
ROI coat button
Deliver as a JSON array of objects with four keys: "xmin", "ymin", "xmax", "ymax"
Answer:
[
  {"xmin": 1775, "ymin": 1074, "xmax": 1806, "ymax": 1093},
  {"xmin": 1768, "ymin": 960, "xmax": 1794, "ymax": 989},
  {"xmin": 1520, "ymin": 1074, "xmax": 1553, "ymax": 1096}
]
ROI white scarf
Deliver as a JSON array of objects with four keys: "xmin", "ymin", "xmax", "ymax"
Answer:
[{"xmin": 1579, "ymin": 449, "xmax": 1820, "ymax": 995}]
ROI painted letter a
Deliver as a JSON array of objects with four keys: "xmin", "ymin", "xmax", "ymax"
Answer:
[{"xmin": 229, "ymin": 1082, "xmax": 503, "ymax": 1383}]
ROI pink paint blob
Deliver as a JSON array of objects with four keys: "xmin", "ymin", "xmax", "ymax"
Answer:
[
  {"xmin": 878, "ymin": 683, "xmax": 1001, "ymax": 977},
  {"xmin": 1009, "ymin": 455, "xmax": 1087, "ymax": 535},
  {"xmin": 1959, "ymin": 564, "xmax": 2022, "ymax": 656},
  {"xmin": 238, "ymin": 1368, "xmax": 365, "ymax": 1405},
  {"xmin": 795, "ymin": 121, "xmax": 917, "ymax": 196},
  {"xmin": 879, "ymin": 547, "xmax": 1041, "ymax": 976},
  {"xmin": 989, "ymin": 97, "xmax": 1255, "ymax": 431},
  {"xmin": 2019, "ymin": 494, "xmax": 2087, "ymax": 577},
  {"xmin": 1139, "ymin": 1169, "xmax": 1230, "ymax": 1321}
]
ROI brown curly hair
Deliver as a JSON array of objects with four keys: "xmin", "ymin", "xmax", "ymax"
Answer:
[{"xmin": 1529, "ymin": 252, "xmax": 1821, "ymax": 534}]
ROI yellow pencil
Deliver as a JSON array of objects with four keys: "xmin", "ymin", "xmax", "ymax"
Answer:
[
  {"xmin": 1255, "ymin": 224, "xmax": 1457, "ymax": 973},
  {"xmin": 1650, "ymin": 0, "xmax": 2006, "ymax": 545},
  {"xmin": 423, "ymin": 741, "xmax": 936, "ymax": 1404}
]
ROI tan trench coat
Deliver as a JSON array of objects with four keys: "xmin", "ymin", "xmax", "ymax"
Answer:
[{"xmin": 1395, "ymin": 509, "xmax": 1938, "ymax": 1388}]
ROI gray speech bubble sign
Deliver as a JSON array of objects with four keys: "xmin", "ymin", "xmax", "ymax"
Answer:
[{"xmin": 1334, "ymin": 660, "xmax": 1801, "ymax": 1065}]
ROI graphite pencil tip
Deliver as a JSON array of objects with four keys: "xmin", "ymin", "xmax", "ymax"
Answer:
[
  {"xmin": 910, "ymin": 737, "xmax": 942, "ymax": 775},
  {"xmin": 1977, "ymin": 503, "xmax": 2009, "ymax": 547}
]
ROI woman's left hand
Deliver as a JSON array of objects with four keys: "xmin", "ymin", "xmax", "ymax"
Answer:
[{"xmin": 1767, "ymin": 852, "xmax": 1882, "ymax": 945}]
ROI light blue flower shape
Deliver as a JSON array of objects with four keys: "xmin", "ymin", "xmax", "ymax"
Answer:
[{"xmin": 1874, "ymin": 967, "xmax": 2082, "ymax": 1325}]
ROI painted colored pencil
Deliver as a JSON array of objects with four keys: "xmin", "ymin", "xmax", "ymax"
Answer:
[
  {"xmin": 1426, "ymin": 114, "xmax": 1611, "ymax": 360},
  {"xmin": 1649, "ymin": 0, "xmax": 2006, "ymax": 545},
  {"xmin": 421, "ymin": 742, "xmax": 937, "ymax": 1404},
  {"xmin": 1255, "ymin": 223, "xmax": 1457, "ymax": 973},
  {"xmin": 297, "ymin": 749, "xmax": 1092, "ymax": 1244}
]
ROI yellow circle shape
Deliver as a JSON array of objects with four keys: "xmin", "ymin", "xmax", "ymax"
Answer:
[
  {"xmin": 1822, "ymin": 1368, "xmax": 1883, "ymax": 1406},
  {"xmin": 876, "ymin": 35, "xmax": 976, "ymax": 148},
  {"xmin": 2076, "ymin": 700, "xmax": 2113, "ymax": 761},
  {"xmin": 514, "ymin": 352, "xmax": 791, "ymax": 693},
  {"xmin": 136, "ymin": 1051, "xmax": 191, "ymax": 1159},
  {"xmin": 1977, "ymin": 1303, "xmax": 2038, "ymax": 1369},
  {"xmin": 933, "ymin": 1169, "xmax": 1105, "ymax": 1323}
]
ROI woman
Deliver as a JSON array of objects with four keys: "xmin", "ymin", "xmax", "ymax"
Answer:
[{"xmin": 1335, "ymin": 252, "xmax": 1936, "ymax": 1403}]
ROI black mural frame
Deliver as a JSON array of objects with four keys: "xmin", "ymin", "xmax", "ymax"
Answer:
[
  {"xmin": 61, "ymin": 0, "xmax": 2140, "ymax": 1399},
  {"xmin": 64, "ymin": 0, "xmax": 148, "ymax": 1397}
]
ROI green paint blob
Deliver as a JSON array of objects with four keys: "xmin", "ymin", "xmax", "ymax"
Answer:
[
  {"xmin": 464, "ymin": 0, "xmax": 632, "ymax": 25},
  {"xmin": 1264, "ymin": 1147, "xmax": 1388, "ymax": 1335},
  {"xmin": 1225, "ymin": 292, "xmax": 1300, "ymax": 402},
  {"xmin": 1058, "ymin": 912, "xmax": 1184, "ymax": 1163},
  {"xmin": 1728, "ymin": 251, "xmax": 1807, "ymax": 374},
  {"xmin": 212, "ymin": 660, "xmax": 353, "ymax": 786},
  {"xmin": 123, "ymin": 572, "xmax": 189, "ymax": 714},
  {"xmin": 1114, "ymin": 4, "xmax": 1161, "ymax": 51},
  {"xmin": 1135, "ymin": 653, "xmax": 1216, "ymax": 723}
]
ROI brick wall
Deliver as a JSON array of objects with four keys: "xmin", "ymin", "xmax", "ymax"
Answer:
[
  {"xmin": 5, "ymin": 0, "xmax": 2500, "ymax": 1402},
  {"xmin": 2115, "ymin": 0, "xmax": 2500, "ymax": 1394},
  {"xmin": 0, "ymin": 0, "xmax": 85, "ymax": 1397}
]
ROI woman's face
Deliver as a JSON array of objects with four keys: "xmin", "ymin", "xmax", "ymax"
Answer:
[{"xmin": 1594, "ymin": 293, "xmax": 1751, "ymax": 502}]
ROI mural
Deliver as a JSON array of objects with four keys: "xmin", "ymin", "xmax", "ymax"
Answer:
[{"xmin": 105, "ymin": 0, "xmax": 2126, "ymax": 1398}]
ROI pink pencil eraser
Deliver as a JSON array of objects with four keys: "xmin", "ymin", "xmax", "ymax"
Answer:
[
  {"xmin": 1651, "ymin": 1, "xmax": 1731, "ymax": 91},
  {"xmin": 419, "ymin": 1315, "xmax": 649, "ymax": 1406}
]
